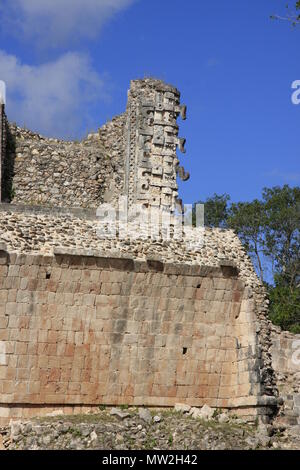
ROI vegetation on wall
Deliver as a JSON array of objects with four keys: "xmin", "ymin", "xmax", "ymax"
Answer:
[{"xmin": 193, "ymin": 185, "xmax": 300, "ymax": 333}]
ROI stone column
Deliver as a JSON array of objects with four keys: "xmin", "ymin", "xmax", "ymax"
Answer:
[
  {"xmin": 124, "ymin": 79, "xmax": 189, "ymax": 213},
  {"xmin": 0, "ymin": 81, "xmax": 6, "ymax": 203}
]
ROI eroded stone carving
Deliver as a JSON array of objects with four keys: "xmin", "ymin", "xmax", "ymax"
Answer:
[
  {"xmin": 0, "ymin": 83, "xmax": 7, "ymax": 202},
  {"xmin": 124, "ymin": 79, "xmax": 189, "ymax": 211}
]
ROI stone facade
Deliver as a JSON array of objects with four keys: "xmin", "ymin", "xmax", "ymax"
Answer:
[
  {"xmin": 271, "ymin": 328, "xmax": 300, "ymax": 426},
  {"xmin": 0, "ymin": 77, "xmax": 295, "ymax": 426},
  {"xmin": 0, "ymin": 245, "xmax": 277, "ymax": 424},
  {"xmin": 1, "ymin": 99, "xmax": 125, "ymax": 208},
  {"xmin": 122, "ymin": 79, "xmax": 188, "ymax": 212},
  {"xmin": 4, "ymin": 125, "xmax": 114, "ymax": 208},
  {"xmin": 2, "ymin": 79, "xmax": 189, "ymax": 211},
  {"xmin": 0, "ymin": 100, "xmax": 7, "ymax": 202},
  {"xmin": 0, "ymin": 202, "xmax": 280, "ymax": 424}
]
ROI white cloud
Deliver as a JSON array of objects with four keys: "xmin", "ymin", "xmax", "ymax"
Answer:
[
  {"xmin": 0, "ymin": 1, "xmax": 136, "ymax": 136},
  {"xmin": 0, "ymin": 0, "xmax": 136, "ymax": 47},
  {"xmin": 0, "ymin": 50, "xmax": 108, "ymax": 139}
]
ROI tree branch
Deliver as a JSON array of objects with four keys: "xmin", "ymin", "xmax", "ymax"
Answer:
[{"xmin": 271, "ymin": 2, "xmax": 300, "ymax": 25}]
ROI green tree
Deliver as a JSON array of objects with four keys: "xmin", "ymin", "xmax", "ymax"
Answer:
[
  {"xmin": 227, "ymin": 200, "xmax": 267, "ymax": 283},
  {"xmin": 268, "ymin": 275, "xmax": 300, "ymax": 333},
  {"xmin": 263, "ymin": 185, "xmax": 300, "ymax": 289},
  {"xmin": 193, "ymin": 193, "xmax": 230, "ymax": 228},
  {"xmin": 262, "ymin": 185, "xmax": 300, "ymax": 332},
  {"xmin": 193, "ymin": 185, "xmax": 300, "ymax": 332}
]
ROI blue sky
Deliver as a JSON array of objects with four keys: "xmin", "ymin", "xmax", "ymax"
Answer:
[{"xmin": 0, "ymin": 0, "xmax": 299, "ymax": 205}]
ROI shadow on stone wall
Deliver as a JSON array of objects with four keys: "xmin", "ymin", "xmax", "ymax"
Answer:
[{"xmin": 1, "ymin": 122, "xmax": 16, "ymax": 202}]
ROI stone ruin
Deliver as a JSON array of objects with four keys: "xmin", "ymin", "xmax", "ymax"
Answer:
[
  {"xmin": 0, "ymin": 81, "xmax": 7, "ymax": 195},
  {"xmin": 0, "ymin": 78, "xmax": 299, "ymax": 427},
  {"xmin": 0, "ymin": 79, "xmax": 189, "ymax": 210}
]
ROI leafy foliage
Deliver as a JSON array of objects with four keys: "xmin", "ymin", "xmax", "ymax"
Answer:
[
  {"xmin": 228, "ymin": 200, "xmax": 266, "ymax": 282},
  {"xmin": 193, "ymin": 193, "xmax": 229, "ymax": 228},
  {"xmin": 268, "ymin": 275, "xmax": 300, "ymax": 333},
  {"xmin": 193, "ymin": 185, "xmax": 300, "ymax": 332},
  {"xmin": 263, "ymin": 185, "xmax": 300, "ymax": 288}
]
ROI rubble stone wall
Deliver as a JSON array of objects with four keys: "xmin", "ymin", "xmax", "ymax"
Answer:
[
  {"xmin": 0, "ymin": 249, "xmax": 272, "ymax": 424},
  {"xmin": 4, "ymin": 124, "xmax": 118, "ymax": 208},
  {"xmin": 2, "ymin": 79, "xmax": 189, "ymax": 211}
]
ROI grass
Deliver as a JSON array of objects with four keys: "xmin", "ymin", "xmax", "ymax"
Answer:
[
  {"xmin": 35, "ymin": 411, "xmax": 111, "ymax": 425},
  {"xmin": 33, "ymin": 408, "xmax": 256, "ymax": 443},
  {"xmin": 144, "ymin": 437, "xmax": 158, "ymax": 450},
  {"xmin": 34, "ymin": 407, "xmax": 140, "ymax": 426},
  {"xmin": 69, "ymin": 427, "xmax": 82, "ymax": 438},
  {"xmin": 9, "ymin": 408, "xmax": 273, "ymax": 451},
  {"xmin": 119, "ymin": 404, "xmax": 129, "ymax": 410}
]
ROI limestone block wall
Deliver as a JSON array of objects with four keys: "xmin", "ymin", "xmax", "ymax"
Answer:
[
  {"xmin": 0, "ymin": 248, "xmax": 275, "ymax": 424},
  {"xmin": 271, "ymin": 328, "xmax": 300, "ymax": 426}
]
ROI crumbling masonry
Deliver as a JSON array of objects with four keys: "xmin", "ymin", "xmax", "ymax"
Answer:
[
  {"xmin": 0, "ymin": 78, "xmax": 299, "ymax": 426},
  {"xmin": 0, "ymin": 87, "xmax": 7, "ymax": 199}
]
